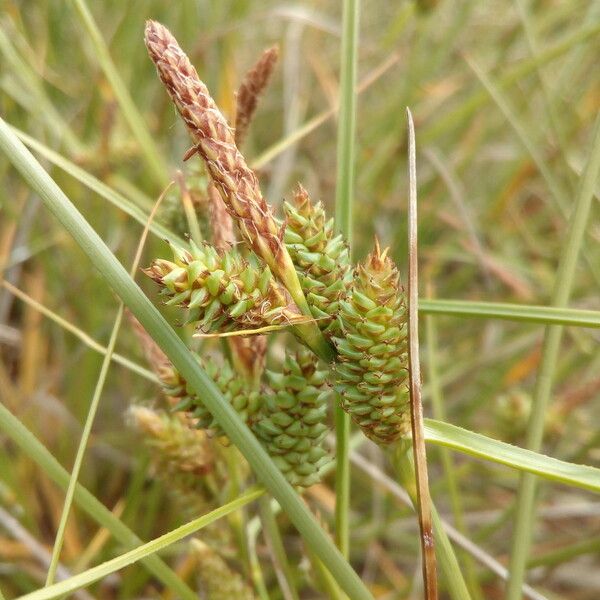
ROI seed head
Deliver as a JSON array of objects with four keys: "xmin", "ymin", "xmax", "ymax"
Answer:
[
  {"xmin": 156, "ymin": 353, "xmax": 261, "ymax": 445},
  {"xmin": 284, "ymin": 185, "xmax": 352, "ymax": 336},
  {"xmin": 253, "ymin": 348, "xmax": 331, "ymax": 487},
  {"xmin": 145, "ymin": 20, "xmax": 334, "ymax": 360},
  {"xmin": 235, "ymin": 45, "xmax": 279, "ymax": 146},
  {"xmin": 144, "ymin": 242, "xmax": 303, "ymax": 333},
  {"xmin": 333, "ymin": 240, "xmax": 410, "ymax": 444},
  {"xmin": 190, "ymin": 539, "xmax": 254, "ymax": 600},
  {"xmin": 128, "ymin": 406, "xmax": 226, "ymax": 514}
]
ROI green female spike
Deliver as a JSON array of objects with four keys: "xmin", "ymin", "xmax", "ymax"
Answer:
[
  {"xmin": 144, "ymin": 242, "xmax": 303, "ymax": 333},
  {"xmin": 333, "ymin": 240, "xmax": 411, "ymax": 445},
  {"xmin": 157, "ymin": 353, "xmax": 260, "ymax": 445},
  {"xmin": 283, "ymin": 185, "xmax": 352, "ymax": 336},
  {"xmin": 253, "ymin": 348, "xmax": 331, "ymax": 487}
]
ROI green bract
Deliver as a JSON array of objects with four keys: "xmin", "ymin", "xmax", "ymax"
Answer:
[
  {"xmin": 284, "ymin": 186, "xmax": 352, "ymax": 336},
  {"xmin": 333, "ymin": 242, "xmax": 411, "ymax": 445},
  {"xmin": 254, "ymin": 348, "xmax": 331, "ymax": 487}
]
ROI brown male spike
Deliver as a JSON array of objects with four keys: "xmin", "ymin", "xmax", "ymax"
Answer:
[
  {"xmin": 145, "ymin": 20, "xmax": 334, "ymax": 361},
  {"xmin": 144, "ymin": 20, "xmax": 282, "ymax": 268},
  {"xmin": 235, "ymin": 45, "xmax": 279, "ymax": 146}
]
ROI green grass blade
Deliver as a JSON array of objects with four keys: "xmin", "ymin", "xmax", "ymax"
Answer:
[
  {"xmin": 335, "ymin": 0, "xmax": 359, "ymax": 248},
  {"xmin": 250, "ymin": 52, "xmax": 399, "ymax": 171},
  {"xmin": 505, "ymin": 113, "xmax": 600, "ymax": 599},
  {"xmin": 513, "ymin": 0, "xmax": 570, "ymax": 164},
  {"xmin": 527, "ymin": 537, "xmax": 600, "ymax": 570},
  {"xmin": 17, "ymin": 487, "xmax": 265, "ymax": 600},
  {"xmin": 431, "ymin": 505, "xmax": 472, "ymax": 600},
  {"xmin": 419, "ymin": 299, "xmax": 600, "ymax": 328},
  {"xmin": 424, "ymin": 419, "xmax": 600, "ymax": 493},
  {"xmin": 45, "ymin": 303, "xmax": 126, "ymax": 585},
  {"xmin": 12, "ymin": 126, "xmax": 185, "ymax": 246},
  {"xmin": 333, "ymin": 0, "xmax": 360, "ymax": 560},
  {"xmin": 464, "ymin": 55, "xmax": 569, "ymax": 215},
  {"xmin": 465, "ymin": 27, "xmax": 600, "ymax": 291},
  {"xmin": 393, "ymin": 448, "xmax": 470, "ymax": 600},
  {"xmin": 0, "ymin": 116, "xmax": 374, "ymax": 600},
  {"xmin": 0, "ymin": 25, "xmax": 84, "ymax": 157},
  {"xmin": 0, "ymin": 402, "xmax": 198, "ymax": 600},
  {"xmin": 258, "ymin": 497, "xmax": 299, "ymax": 600},
  {"xmin": 45, "ymin": 193, "xmax": 161, "ymax": 585},
  {"xmin": 70, "ymin": 0, "xmax": 169, "ymax": 187}
]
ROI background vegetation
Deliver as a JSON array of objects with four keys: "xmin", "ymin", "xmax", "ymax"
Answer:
[{"xmin": 0, "ymin": 1, "xmax": 599, "ymax": 598}]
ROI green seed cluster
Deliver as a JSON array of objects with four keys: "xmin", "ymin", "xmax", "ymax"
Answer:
[
  {"xmin": 333, "ymin": 242, "xmax": 410, "ymax": 445},
  {"xmin": 158, "ymin": 355, "xmax": 260, "ymax": 444},
  {"xmin": 128, "ymin": 406, "xmax": 224, "ymax": 514},
  {"xmin": 284, "ymin": 186, "xmax": 351, "ymax": 336},
  {"xmin": 190, "ymin": 539, "xmax": 254, "ymax": 600},
  {"xmin": 145, "ymin": 242, "xmax": 301, "ymax": 333},
  {"xmin": 253, "ymin": 348, "xmax": 331, "ymax": 487}
]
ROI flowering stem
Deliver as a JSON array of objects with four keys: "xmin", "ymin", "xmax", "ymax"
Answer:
[
  {"xmin": 258, "ymin": 496, "xmax": 299, "ymax": 600},
  {"xmin": 333, "ymin": 0, "xmax": 360, "ymax": 558}
]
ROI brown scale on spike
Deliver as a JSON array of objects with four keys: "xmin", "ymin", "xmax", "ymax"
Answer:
[{"xmin": 235, "ymin": 45, "xmax": 279, "ymax": 146}]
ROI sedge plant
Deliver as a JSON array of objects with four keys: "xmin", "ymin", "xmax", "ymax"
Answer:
[
  {"xmin": 4, "ymin": 6, "xmax": 599, "ymax": 600},
  {"xmin": 139, "ymin": 19, "xmax": 440, "ymax": 596}
]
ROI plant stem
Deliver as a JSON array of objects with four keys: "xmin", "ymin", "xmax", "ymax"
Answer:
[
  {"xmin": 333, "ymin": 408, "xmax": 350, "ymax": 558},
  {"xmin": 222, "ymin": 447, "xmax": 252, "ymax": 578},
  {"xmin": 248, "ymin": 521, "xmax": 272, "ymax": 600},
  {"xmin": 426, "ymin": 309, "xmax": 482, "ymax": 599},
  {"xmin": 505, "ymin": 114, "xmax": 600, "ymax": 599},
  {"xmin": 335, "ymin": 0, "xmax": 359, "ymax": 246},
  {"xmin": 258, "ymin": 497, "xmax": 300, "ymax": 600},
  {"xmin": 292, "ymin": 319, "xmax": 336, "ymax": 362},
  {"xmin": 406, "ymin": 109, "xmax": 438, "ymax": 599},
  {"xmin": 393, "ymin": 445, "xmax": 472, "ymax": 600},
  {"xmin": 333, "ymin": 0, "xmax": 360, "ymax": 559}
]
